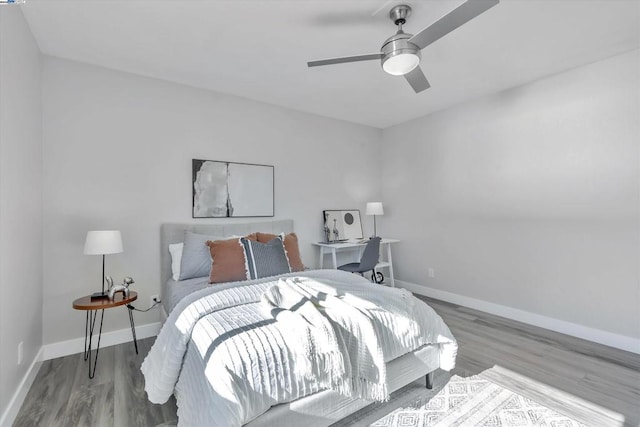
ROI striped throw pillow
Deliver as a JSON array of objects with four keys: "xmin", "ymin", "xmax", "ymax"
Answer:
[{"xmin": 240, "ymin": 236, "xmax": 292, "ymax": 280}]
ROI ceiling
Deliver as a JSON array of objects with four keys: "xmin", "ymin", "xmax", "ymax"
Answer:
[{"xmin": 22, "ymin": 0, "xmax": 640, "ymax": 129}]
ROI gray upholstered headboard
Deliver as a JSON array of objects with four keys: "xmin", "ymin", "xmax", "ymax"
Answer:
[{"xmin": 160, "ymin": 220, "xmax": 294, "ymax": 285}]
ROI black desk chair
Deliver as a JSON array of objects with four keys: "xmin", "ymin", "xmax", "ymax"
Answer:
[{"xmin": 337, "ymin": 237, "xmax": 384, "ymax": 283}]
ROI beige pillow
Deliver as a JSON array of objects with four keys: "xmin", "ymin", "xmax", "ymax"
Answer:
[
  {"xmin": 206, "ymin": 233, "xmax": 257, "ymax": 283},
  {"xmin": 256, "ymin": 232, "xmax": 304, "ymax": 272}
]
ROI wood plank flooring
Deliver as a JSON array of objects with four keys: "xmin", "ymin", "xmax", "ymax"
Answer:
[
  {"xmin": 421, "ymin": 296, "xmax": 640, "ymax": 427},
  {"xmin": 13, "ymin": 337, "xmax": 177, "ymax": 427},
  {"xmin": 13, "ymin": 296, "xmax": 640, "ymax": 426}
]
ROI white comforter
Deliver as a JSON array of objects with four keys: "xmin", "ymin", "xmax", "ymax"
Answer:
[{"xmin": 142, "ymin": 270, "xmax": 457, "ymax": 426}]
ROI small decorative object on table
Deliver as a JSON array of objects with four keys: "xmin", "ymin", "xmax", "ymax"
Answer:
[
  {"xmin": 323, "ymin": 220, "xmax": 331, "ymax": 242},
  {"xmin": 107, "ymin": 275, "xmax": 135, "ymax": 300}
]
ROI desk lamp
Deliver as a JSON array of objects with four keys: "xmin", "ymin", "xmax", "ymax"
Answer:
[
  {"xmin": 365, "ymin": 202, "xmax": 384, "ymax": 238},
  {"xmin": 84, "ymin": 230, "xmax": 123, "ymax": 300}
]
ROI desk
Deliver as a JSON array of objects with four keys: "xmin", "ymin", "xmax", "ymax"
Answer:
[
  {"xmin": 72, "ymin": 291, "xmax": 138, "ymax": 378},
  {"xmin": 312, "ymin": 238, "xmax": 400, "ymax": 287}
]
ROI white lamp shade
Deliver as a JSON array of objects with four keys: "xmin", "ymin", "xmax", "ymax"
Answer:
[
  {"xmin": 366, "ymin": 202, "xmax": 384, "ymax": 216},
  {"xmin": 83, "ymin": 230, "xmax": 123, "ymax": 255}
]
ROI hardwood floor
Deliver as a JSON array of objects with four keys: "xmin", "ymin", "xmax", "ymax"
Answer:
[
  {"xmin": 420, "ymin": 296, "xmax": 640, "ymax": 427},
  {"xmin": 13, "ymin": 338, "xmax": 177, "ymax": 427},
  {"xmin": 14, "ymin": 296, "xmax": 640, "ymax": 426}
]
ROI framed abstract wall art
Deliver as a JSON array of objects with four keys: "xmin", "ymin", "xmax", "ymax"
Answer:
[{"xmin": 192, "ymin": 159, "xmax": 274, "ymax": 218}]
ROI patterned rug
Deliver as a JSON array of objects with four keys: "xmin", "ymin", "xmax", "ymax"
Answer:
[{"xmin": 333, "ymin": 373, "xmax": 586, "ymax": 427}]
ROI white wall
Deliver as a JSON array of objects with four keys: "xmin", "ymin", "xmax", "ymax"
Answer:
[
  {"xmin": 381, "ymin": 50, "xmax": 639, "ymax": 341},
  {"xmin": 42, "ymin": 57, "xmax": 381, "ymax": 345},
  {"xmin": 0, "ymin": 6, "xmax": 43, "ymax": 421},
  {"xmin": 40, "ymin": 50, "xmax": 640, "ymax": 349}
]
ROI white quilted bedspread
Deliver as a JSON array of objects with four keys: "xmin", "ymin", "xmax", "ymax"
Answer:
[{"xmin": 141, "ymin": 270, "xmax": 457, "ymax": 426}]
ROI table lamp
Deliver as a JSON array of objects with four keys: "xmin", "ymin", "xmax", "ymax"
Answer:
[
  {"xmin": 84, "ymin": 230, "xmax": 123, "ymax": 300},
  {"xmin": 365, "ymin": 202, "xmax": 384, "ymax": 238}
]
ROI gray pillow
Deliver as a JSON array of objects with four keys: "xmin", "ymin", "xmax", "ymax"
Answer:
[
  {"xmin": 178, "ymin": 231, "xmax": 223, "ymax": 280},
  {"xmin": 240, "ymin": 237, "xmax": 291, "ymax": 280}
]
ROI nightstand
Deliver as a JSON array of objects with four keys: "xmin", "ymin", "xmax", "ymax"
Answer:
[{"xmin": 72, "ymin": 291, "xmax": 138, "ymax": 378}]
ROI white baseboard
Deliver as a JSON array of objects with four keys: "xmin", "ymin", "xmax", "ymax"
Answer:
[
  {"xmin": 397, "ymin": 280, "xmax": 640, "ymax": 355},
  {"xmin": 0, "ymin": 347, "xmax": 44, "ymax": 427},
  {"xmin": 42, "ymin": 322, "xmax": 162, "ymax": 360}
]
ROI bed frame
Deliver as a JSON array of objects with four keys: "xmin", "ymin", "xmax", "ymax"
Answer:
[{"xmin": 159, "ymin": 220, "xmax": 439, "ymax": 427}]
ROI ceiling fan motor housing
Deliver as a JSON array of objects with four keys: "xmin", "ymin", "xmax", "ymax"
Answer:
[
  {"xmin": 380, "ymin": 31, "xmax": 421, "ymax": 75},
  {"xmin": 389, "ymin": 4, "xmax": 412, "ymax": 26}
]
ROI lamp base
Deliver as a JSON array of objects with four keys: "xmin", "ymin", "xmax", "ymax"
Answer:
[{"xmin": 90, "ymin": 291, "xmax": 109, "ymax": 301}]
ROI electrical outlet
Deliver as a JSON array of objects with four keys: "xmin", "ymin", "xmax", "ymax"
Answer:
[
  {"xmin": 150, "ymin": 294, "xmax": 160, "ymax": 307},
  {"xmin": 428, "ymin": 268, "xmax": 435, "ymax": 278},
  {"xmin": 18, "ymin": 341, "xmax": 23, "ymax": 365}
]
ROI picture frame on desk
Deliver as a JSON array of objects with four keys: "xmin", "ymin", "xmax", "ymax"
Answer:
[{"xmin": 322, "ymin": 209, "xmax": 363, "ymax": 242}]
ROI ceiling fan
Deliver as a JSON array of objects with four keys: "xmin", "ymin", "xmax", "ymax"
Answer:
[{"xmin": 307, "ymin": 0, "xmax": 499, "ymax": 93}]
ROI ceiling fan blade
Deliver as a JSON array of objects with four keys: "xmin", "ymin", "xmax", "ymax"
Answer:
[
  {"xmin": 409, "ymin": 0, "xmax": 499, "ymax": 50},
  {"xmin": 307, "ymin": 53, "xmax": 382, "ymax": 68},
  {"xmin": 404, "ymin": 66, "xmax": 430, "ymax": 93}
]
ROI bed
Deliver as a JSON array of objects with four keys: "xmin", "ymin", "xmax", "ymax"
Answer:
[{"xmin": 143, "ymin": 220, "xmax": 457, "ymax": 426}]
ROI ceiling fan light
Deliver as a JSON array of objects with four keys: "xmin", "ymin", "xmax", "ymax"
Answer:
[{"xmin": 382, "ymin": 52, "xmax": 420, "ymax": 76}]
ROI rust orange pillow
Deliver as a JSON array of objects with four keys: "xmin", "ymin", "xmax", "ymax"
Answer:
[
  {"xmin": 206, "ymin": 233, "xmax": 257, "ymax": 284},
  {"xmin": 256, "ymin": 232, "xmax": 304, "ymax": 272}
]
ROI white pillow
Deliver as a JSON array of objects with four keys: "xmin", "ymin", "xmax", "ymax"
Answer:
[{"xmin": 169, "ymin": 242, "xmax": 184, "ymax": 281}]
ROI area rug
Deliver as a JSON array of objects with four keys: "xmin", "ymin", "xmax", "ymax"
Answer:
[{"xmin": 332, "ymin": 373, "xmax": 586, "ymax": 427}]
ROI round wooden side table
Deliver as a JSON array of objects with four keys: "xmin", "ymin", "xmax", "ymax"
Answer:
[{"xmin": 72, "ymin": 291, "xmax": 138, "ymax": 378}]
